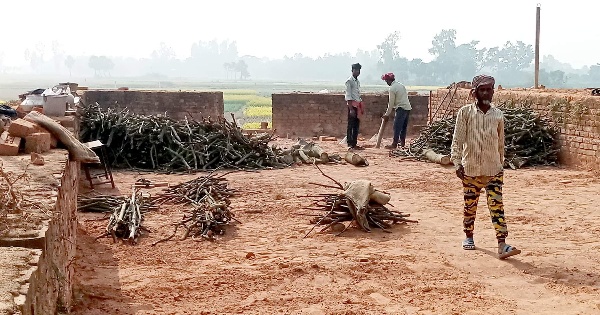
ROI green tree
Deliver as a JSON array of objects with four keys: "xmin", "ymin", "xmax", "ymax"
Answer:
[
  {"xmin": 88, "ymin": 56, "xmax": 114, "ymax": 77},
  {"xmin": 589, "ymin": 63, "xmax": 600, "ymax": 81},
  {"xmin": 235, "ymin": 60, "xmax": 250, "ymax": 80},
  {"xmin": 540, "ymin": 69, "xmax": 566, "ymax": 87},
  {"xmin": 496, "ymin": 41, "xmax": 534, "ymax": 74},
  {"xmin": 377, "ymin": 31, "xmax": 400, "ymax": 71}
]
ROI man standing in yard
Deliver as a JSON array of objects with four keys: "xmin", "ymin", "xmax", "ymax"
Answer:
[
  {"xmin": 450, "ymin": 74, "xmax": 522, "ymax": 260},
  {"xmin": 381, "ymin": 72, "xmax": 411, "ymax": 149},
  {"xmin": 345, "ymin": 63, "xmax": 364, "ymax": 150}
]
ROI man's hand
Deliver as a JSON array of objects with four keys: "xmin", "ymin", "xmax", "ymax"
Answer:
[
  {"xmin": 382, "ymin": 114, "xmax": 390, "ymax": 120},
  {"xmin": 455, "ymin": 165, "xmax": 465, "ymax": 180}
]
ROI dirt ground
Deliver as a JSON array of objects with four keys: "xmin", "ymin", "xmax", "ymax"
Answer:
[{"xmin": 72, "ymin": 139, "xmax": 600, "ymax": 315}]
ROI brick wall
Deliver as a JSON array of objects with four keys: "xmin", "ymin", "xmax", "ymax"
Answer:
[
  {"xmin": 0, "ymin": 151, "xmax": 78, "ymax": 314},
  {"xmin": 272, "ymin": 93, "xmax": 429, "ymax": 138},
  {"xmin": 81, "ymin": 90, "xmax": 224, "ymax": 120},
  {"xmin": 429, "ymin": 88, "xmax": 600, "ymax": 168}
]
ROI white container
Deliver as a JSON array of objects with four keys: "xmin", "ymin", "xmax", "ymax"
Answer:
[
  {"xmin": 43, "ymin": 95, "xmax": 68, "ymax": 116},
  {"xmin": 21, "ymin": 94, "xmax": 45, "ymax": 111}
]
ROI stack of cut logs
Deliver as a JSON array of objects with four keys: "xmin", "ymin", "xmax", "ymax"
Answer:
[{"xmin": 279, "ymin": 139, "xmax": 368, "ymax": 167}]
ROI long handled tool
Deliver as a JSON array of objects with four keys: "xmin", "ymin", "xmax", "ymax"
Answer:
[{"xmin": 369, "ymin": 117, "xmax": 389, "ymax": 148}]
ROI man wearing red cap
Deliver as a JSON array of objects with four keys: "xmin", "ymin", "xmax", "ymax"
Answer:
[
  {"xmin": 381, "ymin": 72, "xmax": 411, "ymax": 149},
  {"xmin": 450, "ymin": 74, "xmax": 521, "ymax": 260}
]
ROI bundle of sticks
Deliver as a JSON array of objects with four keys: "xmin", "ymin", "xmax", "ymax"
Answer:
[
  {"xmin": 79, "ymin": 102, "xmax": 288, "ymax": 171},
  {"xmin": 79, "ymin": 193, "xmax": 158, "ymax": 213},
  {"xmin": 95, "ymin": 186, "xmax": 152, "ymax": 245},
  {"xmin": 151, "ymin": 173, "xmax": 238, "ymax": 245},
  {"xmin": 392, "ymin": 104, "xmax": 560, "ymax": 169},
  {"xmin": 302, "ymin": 165, "xmax": 416, "ymax": 237},
  {"xmin": 303, "ymin": 193, "xmax": 417, "ymax": 237},
  {"xmin": 152, "ymin": 175, "xmax": 235, "ymax": 206}
]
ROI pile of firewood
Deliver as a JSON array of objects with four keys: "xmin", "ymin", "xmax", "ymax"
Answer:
[
  {"xmin": 94, "ymin": 185, "xmax": 152, "ymax": 245},
  {"xmin": 392, "ymin": 105, "xmax": 560, "ymax": 169},
  {"xmin": 79, "ymin": 102, "xmax": 289, "ymax": 171},
  {"xmin": 152, "ymin": 173, "xmax": 238, "ymax": 245},
  {"xmin": 302, "ymin": 166, "xmax": 416, "ymax": 237}
]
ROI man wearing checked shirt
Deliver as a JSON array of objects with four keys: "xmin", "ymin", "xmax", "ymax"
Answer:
[{"xmin": 450, "ymin": 74, "xmax": 522, "ymax": 260}]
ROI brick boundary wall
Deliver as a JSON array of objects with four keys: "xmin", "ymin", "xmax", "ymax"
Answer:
[
  {"xmin": 429, "ymin": 88, "xmax": 600, "ymax": 168},
  {"xmin": 272, "ymin": 93, "xmax": 429, "ymax": 138},
  {"xmin": 0, "ymin": 152, "xmax": 78, "ymax": 315},
  {"xmin": 81, "ymin": 90, "xmax": 224, "ymax": 120},
  {"xmin": 22, "ymin": 157, "xmax": 78, "ymax": 314}
]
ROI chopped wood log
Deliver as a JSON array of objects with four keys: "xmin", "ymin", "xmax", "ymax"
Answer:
[
  {"xmin": 281, "ymin": 140, "xmax": 339, "ymax": 166},
  {"xmin": 422, "ymin": 149, "xmax": 451, "ymax": 165},
  {"xmin": 304, "ymin": 143, "xmax": 329, "ymax": 162},
  {"xmin": 370, "ymin": 190, "xmax": 391, "ymax": 205},
  {"xmin": 344, "ymin": 152, "xmax": 369, "ymax": 166}
]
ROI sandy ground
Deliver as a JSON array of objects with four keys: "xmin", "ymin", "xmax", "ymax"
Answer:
[{"xmin": 72, "ymin": 139, "xmax": 600, "ymax": 315}]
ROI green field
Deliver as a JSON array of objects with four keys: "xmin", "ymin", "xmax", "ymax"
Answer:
[
  {"xmin": 223, "ymin": 91, "xmax": 272, "ymax": 113},
  {"xmin": 244, "ymin": 106, "xmax": 272, "ymax": 117}
]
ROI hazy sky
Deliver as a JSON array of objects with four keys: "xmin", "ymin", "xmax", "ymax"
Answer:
[{"xmin": 2, "ymin": 0, "xmax": 598, "ymax": 68}]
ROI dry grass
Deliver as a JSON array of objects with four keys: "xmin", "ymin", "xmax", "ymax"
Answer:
[{"xmin": 0, "ymin": 162, "xmax": 30, "ymax": 233}]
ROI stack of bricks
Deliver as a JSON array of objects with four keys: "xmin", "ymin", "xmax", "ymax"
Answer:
[
  {"xmin": 80, "ymin": 90, "xmax": 224, "ymax": 120},
  {"xmin": 0, "ymin": 118, "xmax": 57, "ymax": 156},
  {"xmin": 272, "ymin": 93, "xmax": 429, "ymax": 138},
  {"xmin": 428, "ymin": 88, "xmax": 600, "ymax": 169}
]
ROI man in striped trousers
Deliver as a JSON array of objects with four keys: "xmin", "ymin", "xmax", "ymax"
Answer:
[{"xmin": 450, "ymin": 74, "xmax": 522, "ymax": 260}]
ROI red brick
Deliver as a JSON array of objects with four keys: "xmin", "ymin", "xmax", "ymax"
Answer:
[
  {"xmin": 0, "ymin": 131, "xmax": 21, "ymax": 156},
  {"xmin": 25, "ymin": 132, "xmax": 51, "ymax": 154},
  {"xmin": 8, "ymin": 118, "xmax": 37, "ymax": 138}
]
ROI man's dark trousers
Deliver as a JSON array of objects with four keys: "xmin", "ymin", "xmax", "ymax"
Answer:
[
  {"xmin": 347, "ymin": 108, "xmax": 359, "ymax": 148},
  {"xmin": 393, "ymin": 108, "xmax": 410, "ymax": 147}
]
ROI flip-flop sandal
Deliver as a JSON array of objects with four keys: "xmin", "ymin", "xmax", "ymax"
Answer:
[
  {"xmin": 462, "ymin": 238, "xmax": 475, "ymax": 250},
  {"xmin": 498, "ymin": 243, "xmax": 522, "ymax": 259}
]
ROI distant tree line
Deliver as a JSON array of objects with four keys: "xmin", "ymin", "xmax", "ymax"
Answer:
[{"xmin": 4, "ymin": 30, "xmax": 600, "ymax": 88}]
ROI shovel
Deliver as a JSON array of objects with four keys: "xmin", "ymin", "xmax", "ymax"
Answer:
[{"xmin": 368, "ymin": 116, "xmax": 389, "ymax": 148}]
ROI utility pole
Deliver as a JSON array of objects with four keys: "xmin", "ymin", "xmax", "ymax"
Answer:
[{"xmin": 534, "ymin": 4, "xmax": 541, "ymax": 88}]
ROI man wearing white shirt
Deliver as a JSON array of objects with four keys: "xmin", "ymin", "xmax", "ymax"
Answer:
[
  {"xmin": 381, "ymin": 72, "xmax": 411, "ymax": 149},
  {"xmin": 344, "ymin": 63, "xmax": 364, "ymax": 150}
]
